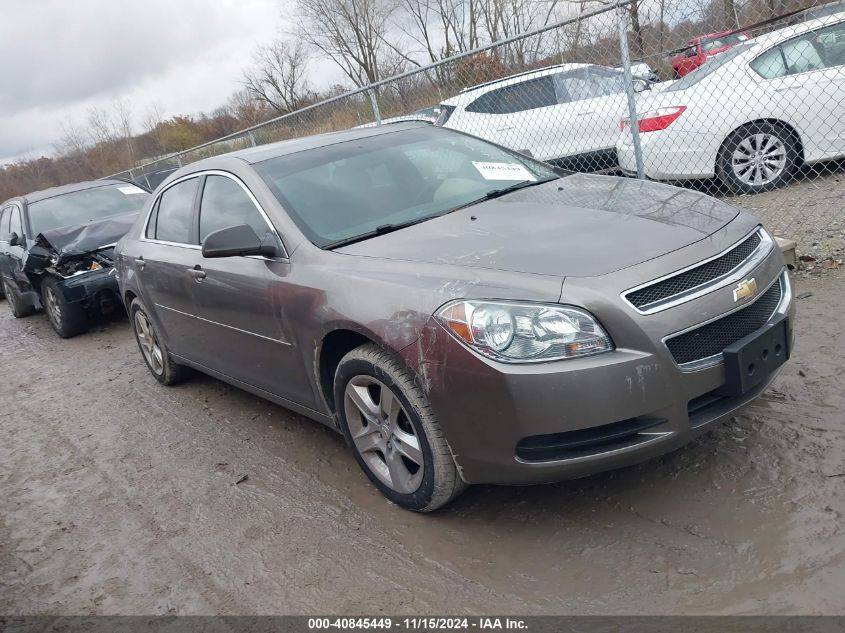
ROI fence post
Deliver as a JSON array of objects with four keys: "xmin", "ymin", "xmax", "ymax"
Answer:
[
  {"xmin": 367, "ymin": 89, "xmax": 382, "ymax": 126},
  {"xmin": 616, "ymin": 0, "xmax": 645, "ymax": 180},
  {"xmin": 176, "ymin": 155, "xmax": 183, "ymax": 168},
  {"xmin": 248, "ymin": 131, "xmax": 257, "ymax": 147}
]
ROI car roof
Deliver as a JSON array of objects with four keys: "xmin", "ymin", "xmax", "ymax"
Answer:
[
  {"xmin": 748, "ymin": 12, "xmax": 845, "ymax": 48},
  {"xmin": 441, "ymin": 63, "xmax": 593, "ymax": 105},
  {"xmin": 174, "ymin": 122, "xmax": 432, "ymax": 171},
  {"xmin": 5, "ymin": 178, "xmax": 136, "ymax": 206}
]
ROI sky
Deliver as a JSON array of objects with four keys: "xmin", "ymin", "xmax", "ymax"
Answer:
[{"xmin": 0, "ymin": 0, "xmax": 334, "ymax": 164}]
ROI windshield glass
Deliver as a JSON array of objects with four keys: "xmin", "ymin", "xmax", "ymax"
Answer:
[
  {"xmin": 669, "ymin": 42, "xmax": 754, "ymax": 90},
  {"xmin": 701, "ymin": 32, "xmax": 748, "ymax": 52},
  {"xmin": 28, "ymin": 183, "xmax": 149, "ymax": 236},
  {"xmin": 255, "ymin": 127, "xmax": 558, "ymax": 248}
]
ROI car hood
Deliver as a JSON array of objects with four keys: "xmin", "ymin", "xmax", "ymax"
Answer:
[
  {"xmin": 36, "ymin": 212, "xmax": 139, "ymax": 258},
  {"xmin": 337, "ymin": 174, "xmax": 739, "ymax": 278}
]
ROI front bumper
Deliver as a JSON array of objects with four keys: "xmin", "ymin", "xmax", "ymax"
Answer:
[
  {"xmin": 54, "ymin": 268, "xmax": 121, "ymax": 311},
  {"xmin": 401, "ymin": 250, "xmax": 793, "ymax": 485}
]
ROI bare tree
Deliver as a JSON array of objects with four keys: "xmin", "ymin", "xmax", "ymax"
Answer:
[
  {"xmin": 244, "ymin": 39, "xmax": 312, "ymax": 114},
  {"xmin": 113, "ymin": 98, "xmax": 135, "ymax": 167},
  {"xmin": 142, "ymin": 102, "xmax": 167, "ymax": 157},
  {"xmin": 295, "ymin": 0, "xmax": 397, "ymax": 87},
  {"xmin": 227, "ymin": 89, "xmax": 273, "ymax": 127},
  {"xmin": 393, "ymin": 0, "xmax": 478, "ymax": 64}
]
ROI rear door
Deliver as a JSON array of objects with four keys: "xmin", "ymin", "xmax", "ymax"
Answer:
[
  {"xmin": 753, "ymin": 21, "xmax": 845, "ymax": 159},
  {"xmin": 187, "ymin": 172, "xmax": 312, "ymax": 403},
  {"xmin": 558, "ymin": 67, "xmax": 630, "ymax": 158},
  {"xmin": 449, "ymin": 76, "xmax": 562, "ymax": 159},
  {"xmin": 137, "ymin": 176, "xmax": 205, "ymax": 357}
]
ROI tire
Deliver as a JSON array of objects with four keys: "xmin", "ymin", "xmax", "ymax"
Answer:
[
  {"xmin": 334, "ymin": 343, "xmax": 466, "ymax": 512},
  {"xmin": 3, "ymin": 278, "xmax": 36, "ymax": 319},
  {"xmin": 42, "ymin": 277, "xmax": 89, "ymax": 338},
  {"xmin": 717, "ymin": 122, "xmax": 798, "ymax": 194},
  {"xmin": 129, "ymin": 298, "xmax": 191, "ymax": 385}
]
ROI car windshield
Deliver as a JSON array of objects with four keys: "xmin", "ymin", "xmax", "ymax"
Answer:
[
  {"xmin": 668, "ymin": 42, "xmax": 754, "ymax": 90},
  {"xmin": 255, "ymin": 127, "xmax": 559, "ymax": 248},
  {"xmin": 701, "ymin": 32, "xmax": 748, "ymax": 52},
  {"xmin": 28, "ymin": 183, "xmax": 149, "ymax": 236}
]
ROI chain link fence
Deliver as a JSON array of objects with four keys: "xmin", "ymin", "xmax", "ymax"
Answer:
[{"xmin": 113, "ymin": 0, "xmax": 845, "ymax": 260}]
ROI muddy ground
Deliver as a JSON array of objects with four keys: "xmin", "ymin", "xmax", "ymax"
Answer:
[{"xmin": 1, "ymin": 275, "xmax": 844, "ymax": 616}]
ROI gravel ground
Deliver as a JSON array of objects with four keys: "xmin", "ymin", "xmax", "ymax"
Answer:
[
  {"xmin": 1, "ymin": 266, "xmax": 844, "ymax": 616},
  {"xmin": 722, "ymin": 162, "xmax": 845, "ymax": 262}
]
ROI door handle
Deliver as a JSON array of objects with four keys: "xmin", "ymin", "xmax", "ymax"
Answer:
[
  {"xmin": 188, "ymin": 267, "xmax": 206, "ymax": 280},
  {"xmin": 137, "ymin": 256, "xmax": 145, "ymax": 271},
  {"xmin": 495, "ymin": 126, "xmax": 514, "ymax": 131},
  {"xmin": 576, "ymin": 110, "xmax": 595, "ymax": 116}
]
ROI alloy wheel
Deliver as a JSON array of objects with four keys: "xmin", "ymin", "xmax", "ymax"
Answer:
[
  {"xmin": 343, "ymin": 375, "xmax": 424, "ymax": 495},
  {"xmin": 134, "ymin": 310, "xmax": 164, "ymax": 375},
  {"xmin": 44, "ymin": 286, "xmax": 63, "ymax": 327},
  {"xmin": 731, "ymin": 133, "xmax": 787, "ymax": 187}
]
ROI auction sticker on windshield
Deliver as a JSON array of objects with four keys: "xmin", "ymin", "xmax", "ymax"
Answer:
[
  {"xmin": 472, "ymin": 161, "xmax": 536, "ymax": 181},
  {"xmin": 118, "ymin": 185, "xmax": 148, "ymax": 195}
]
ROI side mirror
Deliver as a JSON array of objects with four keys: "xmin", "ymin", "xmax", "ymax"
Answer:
[
  {"xmin": 202, "ymin": 224, "xmax": 280, "ymax": 258},
  {"xmin": 632, "ymin": 79, "xmax": 651, "ymax": 93},
  {"xmin": 7, "ymin": 232, "xmax": 20, "ymax": 247}
]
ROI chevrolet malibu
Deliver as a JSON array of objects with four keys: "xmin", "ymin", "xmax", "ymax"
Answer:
[{"xmin": 115, "ymin": 124, "xmax": 793, "ymax": 511}]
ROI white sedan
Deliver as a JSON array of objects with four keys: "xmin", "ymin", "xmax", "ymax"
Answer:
[
  {"xmin": 437, "ymin": 63, "xmax": 654, "ymax": 172},
  {"xmin": 617, "ymin": 14, "xmax": 845, "ymax": 193}
]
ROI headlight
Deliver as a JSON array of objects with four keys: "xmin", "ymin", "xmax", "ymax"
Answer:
[{"xmin": 435, "ymin": 300, "xmax": 613, "ymax": 363}]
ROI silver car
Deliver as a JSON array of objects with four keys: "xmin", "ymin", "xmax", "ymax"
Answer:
[{"xmin": 115, "ymin": 124, "xmax": 793, "ymax": 511}]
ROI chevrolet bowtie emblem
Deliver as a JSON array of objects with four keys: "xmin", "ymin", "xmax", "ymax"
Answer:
[{"xmin": 733, "ymin": 278, "xmax": 758, "ymax": 302}]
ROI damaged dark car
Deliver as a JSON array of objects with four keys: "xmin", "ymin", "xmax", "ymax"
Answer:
[{"xmin": 0, "ymin": 180, "xmax": 150, "ymax": 337}]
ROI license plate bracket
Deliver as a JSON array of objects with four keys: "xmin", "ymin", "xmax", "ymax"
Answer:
[{"xmin": 717, "ymin": 314, "xmax": 790, "ymax": 397}]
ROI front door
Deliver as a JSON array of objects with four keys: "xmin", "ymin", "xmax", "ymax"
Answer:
[{"xmin": 188, "ymin": 173, "xmax": 312, "ymax": 405}]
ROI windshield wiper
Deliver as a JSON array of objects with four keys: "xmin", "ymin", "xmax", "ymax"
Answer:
[
  {"xmin": 324, "ymin": 216, "xmax": 436, "ymax": 250},
  {"xmin": 448, "ymin": 176, "xmax": 558, "ymax": 213}
]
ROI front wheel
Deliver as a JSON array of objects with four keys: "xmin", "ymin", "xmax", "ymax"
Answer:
[
  {"xmin": 42, "ymin": 277, "xmax": 88, "ymax": 337},
  {"xmin": 717, "ymin": 122, "xmax": 798, "ymax": 194},
  {"xmin": 334, "ymin": 344, "xmax": 466, "ymax": 512}
]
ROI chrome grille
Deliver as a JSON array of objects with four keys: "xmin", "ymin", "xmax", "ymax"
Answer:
[
  {"xmin": 665, "ymin": 277, "xmax": 783, "ymax": 366},
  {"xmin": 627, "ymin": 231, "xmax": 763, "ymax": 311}
]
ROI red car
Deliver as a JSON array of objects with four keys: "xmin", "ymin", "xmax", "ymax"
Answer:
[{"xmin": 671, "ymin": 30, "xmax": 750, "ymax": 78}]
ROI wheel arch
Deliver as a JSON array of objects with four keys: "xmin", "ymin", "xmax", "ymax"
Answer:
[
  {"xmin": 316, "ymin": 328, "xmax": 379, "ymax": 416},
  {"xmin": 717, "ymin": 118, "xmax": 807, "ymax": 172}
]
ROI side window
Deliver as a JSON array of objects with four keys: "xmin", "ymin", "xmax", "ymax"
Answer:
[
  {"xmin": 8, "ymin": 208, "xmax": 23, "ymax": 237},
  {"xmin": 466, "ymin": 77, "xmax": 556, "ymax": 114},
  {"xmin": 587, "ymin": 68, "xmax": 626, "ymax": 97},
  {"xmin": 751, "ymin": 47, "xmax": 787, "ymax": 78},
  {"xmin": 0, "ymin": 208, "xmax": 9, "ymax": 236},
  {"xmin": 782, "ymin": 38, "xmax": 825, "ymax": 73},
  {"xmin": 555, "ymin": 69, "xmax": 613, "ymax": 103},
  {"xmin": 756, "ymin": 23, "xmax": 845, "ymax": 78},
  {"xmin": 199, "ymin": 175, "xmax": 273, "ymax": 243},
  {"xmin": 152, "ymin": 178, "xmax": 198, "ymax": 244}
]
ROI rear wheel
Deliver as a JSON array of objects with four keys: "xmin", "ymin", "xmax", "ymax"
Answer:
[
  {"xmin": 3, "ymin": 278, "xmax": 36, "ymax": 319},
  {"xmin": 130, "ymin": 298, "xmax": 190, "ymax": 385},
  {"xmin": 334, "ymin": 343, "xmax": 466, "ymax": 512},
  {"xmin": 42, "ymin": 277, "xmax": 88, "ymax": 338},
  {"xmin": 718, "ymin": 122, "xmax": 798, "ymax": 194}
]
